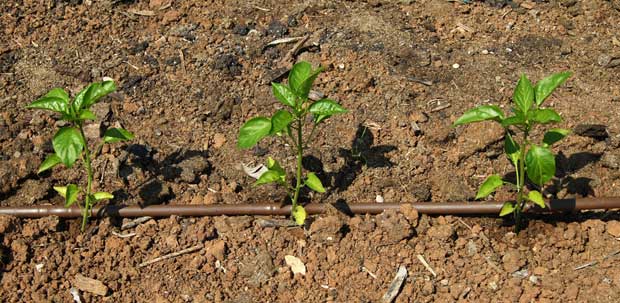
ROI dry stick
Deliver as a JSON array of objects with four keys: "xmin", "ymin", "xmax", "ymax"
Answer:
[
  {"xmin": 121, "ymin": 216, "xmax": 152, "ymax": 230},
  {"xmin": 416, "ymin": 254, "xmax": 437, "ymax": 277},
  {"xmin": 138, "ymin": 244, "xmax": 202, "ymax": 268},
  {"xmin": 380, "ymin": 265, "xmax": 408, "ymax": 303},
  {"xmin": 279, "ymin": 34, "xmax": 310, "ymax": 68},
  {"xmin": 574, "ymin": 249, "xmax": 620, "ymax": 270},
  {"xmin": 111, "ymin": 231, "xmax": 136, "ymax": 238}
]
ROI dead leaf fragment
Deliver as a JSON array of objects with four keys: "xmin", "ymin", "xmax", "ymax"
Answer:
[{"xmin": 284, "ymin": 255, "xmax": 306, "ymax": 275}]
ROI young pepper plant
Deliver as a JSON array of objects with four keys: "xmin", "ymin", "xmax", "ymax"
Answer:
[
  {"xmin": 453, "ymin": 72, "xmax": 572, "ymax": 232},
  {"xmin": 238, "ymin": 61, "xmax": 347, "ymax": 225},
  {"xmin": 27, "ymin": 80, "xmax": 134, "ymax": 231}
]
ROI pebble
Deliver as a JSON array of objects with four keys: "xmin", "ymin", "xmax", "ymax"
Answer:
[
  {"xmin": 452, "ymin": 63, "xmax": 460, "ymax": 69},
  {"xmin": 375, "ymin": 195, "xmax": 384, "ymax": 203},
  {"xmin": 481, "ymin": 49, "xmax": 489, "ymax": 55}
]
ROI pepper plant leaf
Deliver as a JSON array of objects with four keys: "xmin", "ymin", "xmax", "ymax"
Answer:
[
  {"xmin": 305, "ymin": 172, "xmax": 325, "ymax": 193},
  {"xmin": 527, "ymin": 190, "xmax": 545, "ymax": 208},
  {"xmin": 93, "ymin": 192, "xmax": 114, "ymax": 201},
  {"xmin": 255, "ymin": 170, "xmax": 282, "ymax": 186},
  {"xmin": 52, "ymin": 127, "xmax": 84, "ymax": 167},
  {"xmin": 453, "ymin": 105, "xmax": 504, "ymax": 126},
  {"xmin": 525, "ymin": 145, "xmax": 555, "ymax": 186},
  {"xmin": 238, "ymin": 117, "xmax": 272, "ymax": 149},
  {"xmin": 292, "ymin": 205, "xmax": 307, "ymax": 225},
  {"xmin": 38, "ymin": 154, "xmax": 62, "ymax": 173},
  {"xmin": 499, "ymin": 201, "xmax": 515, "ymax": 216},
  {"xmin": 475, "ymin": 174, "xmax": 503, "ymax": 199},
  {"xmin": 73, "ymin": 80, "xmax": 116, "ymax": 111},
  {"xmin": 513, "ymin": 74, "xmax": 534, "ymax": 114},
  {"xmin": 534, "ymin": 71, "xmax": 572, "ymax": 106},
  {"xmin": 26, "ymin": 96, "xmax": 69, "ymax": 115},
  {"xmin": 543, "ymin": 128, "xmax": 570, "ymax": 147},
  {"xmin": 270, "ymin": 110, "xmax": 293, "ymax": 135},
  {"xmin": 529, "ymin": 108, "xmax": 562, "ymax": 124},
  {"xmin": 64, "ymin": 184, "xmax": 79, "ymax": 207},
  {"xmin": 288, "ymin": 61, "xmax": 323, "ymax": 99},
  {"xmin": 103, "ymin": 128, "xmax": 134, "ymax": 143},
  {"xmin": 504, "ymin": 132, "xmax": 520, "ymax": 167},
  {"xmin": 272, "ymin": 82, "xmax": 297, "ymax": 108}
]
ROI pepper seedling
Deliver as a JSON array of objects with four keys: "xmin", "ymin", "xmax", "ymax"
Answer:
[
  {"xmin": 454, "ymin": 72, "xmax": 572, "ymax": 232},
  {"xmin": 27, "ymin": 80, "xmax": 134, "ymax": 231},
  {"xmin": 238, "ymin": 61, "xmax": 347, "ymax": 225}
]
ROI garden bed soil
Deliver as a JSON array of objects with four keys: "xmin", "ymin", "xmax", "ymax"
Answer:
[{"xmin": 1, "ymin": 0, "xmax": 620, "ymax": 301}]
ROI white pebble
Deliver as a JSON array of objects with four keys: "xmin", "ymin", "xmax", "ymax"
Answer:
[
  {"xmin": 481, "ymin": 49, "xmax": 489, "ymax": 55},
  {"xmin": 452, "ymin": 63, "xmax": 460, "ymax": 69},
  {"xmin": 376, "ymin": 195, "xmax": 384, "ymax": 203}
]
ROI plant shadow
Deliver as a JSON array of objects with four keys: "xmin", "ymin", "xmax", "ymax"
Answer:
[{"xmin": 302, "ymin": 124, "xmax": 396, "ymax": 196}]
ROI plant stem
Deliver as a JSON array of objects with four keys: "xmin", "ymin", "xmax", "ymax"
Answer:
[
  {"xmin": 292, "ymin": 118, "xmax": 304, "ymax": 209},
  {"xmin": 79, "ymin": 125, "xmax": 94, "ymax": 231},
  {"xmin": 514, "ymin": 130, "xmax": 529, "ymax": 233}
]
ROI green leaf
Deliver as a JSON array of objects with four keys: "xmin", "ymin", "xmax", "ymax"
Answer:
[
  {"xmin": 527, "ymin": 190, "xmax": 546, "ymax": 208},
  {"xmin": 266, "ymin": 157, "xmax": 286, "ymax": 179},
  {"xmin": 73, "ymin": 80, "xmax": 116, "ymax": 111},
  {"xmin": 453, "ymin": 105, "xmax": 504, "ymax": 126},
  {"xmin": 44, "ymin": 88, "xmax": 69, "ymax": 102},
  {"xmin": 53, "ymin": 186, "xmax": 67, "ymax": 198},
  {"xmin": 309, "ymin": 99, "xmax": 347, "ymax": 117},
  {"xmin": 52, "ymin": 127, "xmax": 84, "ymax": 167},
  {"xmin": 103, "ymin": 128, "xmax": 134, "ymax": 143},
  {"xmin": 93, "ymin": 192, "xmax": 114, "ymax": 201},
  {"xmin": 272, "ymin": 82, "xmax": 297, "ymax": 108},
  {"xmin": 504, "ymin": 132, "xmax": 520, "ymax": 166},
  {"xmin": 238, "ymin": 117, "xmax": 272, "ymax": 149},
  {"xmin": 525, "ymin": 145, "xmax": 556, "ymax": 186},
  {"xmin": 38, "ymin": 154, "xmax": 62, "ymax": 173},
  {"xmin": 543, "ymin": 128, "xmax": 570, "ymax": 147},
  {"xmin": 26, "ymin": 96, "xmax": 69, "ymax": 115},
  {"xmin": 499, "ymin": 201, "xmax": 515, "ymax": 216},
  {"xmin": 305, "ymin": 172, "xmax": 325, "ymax": 193},
  {"xmin": 64, "ymin": 184, "xmax": 79, "ymax": 207},
  {"xmin": 534, "ymin": 71, "xmax": 572, "ymax": 106},
  {"xmin": 292, "ymin": 205, "xmax": 307, "ymax": 225},
  {"xmin": 78, "ymin": 109, "xmax": 97, "ymax": 121},
  {"xmin": 475, "ymin": 175, "xmax": 503, "ymax": 199},
  {"xmin": 500, "ymin": 110, "xmax": 526, "ymax": 128},
  {"xmin": 255, "ymin": 170, "xmax": 282, "ymax": 186},
  {"xmin": 529, "ymin": 108, "xmax": 562, "ymax": 124},
  {"xmin": 288, "ymin": 61, "xmax": 323, "ymax": 99},
  {"xmin": 270, "ymin": 110, "xmax": 294, "ymax": 135},
  {"xmin": 513, "ymin": 74, "xmax": 534, "ymax": 114}
]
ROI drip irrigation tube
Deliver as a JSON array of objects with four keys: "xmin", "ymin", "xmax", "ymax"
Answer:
[{"xmin": 0, "ymin": 197, "xmax": 619, "ymax": 218}]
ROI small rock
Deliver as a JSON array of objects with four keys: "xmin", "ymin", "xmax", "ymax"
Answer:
[
  {"xmin": 426, "ymin": 224, "xmax": 455, "ymax": 241},
  {"xmin": 212, "ymin": 133, "xmax": 226, "ymax": 149},
  {"xmin": 606, "ymin": 221, "xmax": 620, "ymax": 237},
  {"xmin": 529, "ymin": 275, "xmax": 540, "ymax": 284},
  {"xmin": 489, "ymin": 281, "xmax": 498, "ymax": 291},
  {"xmin": 267, "ymin": 20, "xmax": 288, "ymax": 37},
  {"xmin": 239, "ymin": 250, "xmax": 275, "ymax": 287},
  {"xmin": 601, "ymin": 153, "xmax": 619, "ymax": 169},
  {"xmin": 502, "ymin": 249, "xmax": 526, "ymax": 272},
  {"xmin": 376, "ymin": 195, "xmax": 384, "ymax": 203},
  {"xmin": 205, "ymin": 240, "xmax": 227, "ymax": 261},
  {"xmin": 452, "ymin": 63, "xmax": 460, "ymax": 69},
  {"xmin": 512, "ymin": 269, "xmax": 529, "ymax": 279}
]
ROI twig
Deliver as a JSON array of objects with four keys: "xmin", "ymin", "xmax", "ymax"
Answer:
[
  {"xmin": 408, "ymin": 77, "xmax": 433, "ymax": 86},
  {"xmin": 361, "ymin": 266, "xmax": 377, "ymax": 279},
  {"xmin": 416, "ymin": 254, "xmax": 437, "ymax": 277},
  {"xmin": 381, "ymin": 265, "xmax": 407, "ymax": 303},
  {"xmin": 179, "ymin": 49, "xmax": 186, "ymax": 74},
  {"xmin": 574, "ymin": 249, "xmax": 620, "ymax": 270},
  {"xmin": 138, "ymin": 244, "xmax": 202, "ymax": 268},
  {"xmin": 279, "ymin": 35, "xmax": 310, "ymax": 68},
  {"xmin": 430, "ymin": 104, "xmax": 451, "ymax": 112},
  {"xmin": 252, "ymin": 5, "xmax": 270, "ymax": 11},
  {"xmin": 111, "ymin": 231, "xmax": 136, "ymax": 238},
  {"xmin": 121, "ymin": 216, "xmax": 152, "ymax": 230},
  {"xmin": 265, "ymin": 36, "xmax": 306, "ymax": 48}
]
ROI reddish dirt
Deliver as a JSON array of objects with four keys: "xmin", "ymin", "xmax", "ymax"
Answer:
[{"xmin": 1, "ymin": 0, "xmax": 620, "ymax": 302}]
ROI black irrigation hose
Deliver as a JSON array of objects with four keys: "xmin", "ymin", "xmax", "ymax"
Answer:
[{"xmin": 0, "ymin": 197, "xmax": 619, "ymax": 218}]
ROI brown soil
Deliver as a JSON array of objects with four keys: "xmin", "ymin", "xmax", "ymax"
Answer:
[{"xmin": 1, "ymin": 0, "xmax": 620, "ymax": 302}]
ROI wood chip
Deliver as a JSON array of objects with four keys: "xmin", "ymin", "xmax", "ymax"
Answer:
[
  {"xmin": 121, "ymin": 216, "xmax": 153, "ymax": 230},
  {"xmin": 73, "ymin": 274, "xmax": 108, "ymax": 296},
  {"xmin": 381, "ymin": 265, "xmax": 407, "ymax": 303},
  {"xmin": 127, "ymin": 9, "xmax": 156, "ymax": 16}
]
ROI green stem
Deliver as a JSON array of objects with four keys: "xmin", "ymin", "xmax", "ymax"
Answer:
[
  {"xmin": 514, "ymin": 129, "xmax": 529, "ymax": 233},
  {"xmin": 79, "ymin": 124, "xmax": 94, "ymax": 232},
  {"xmin": 292, "ymin": 118, "xmax": 304, "ymax": 209}
]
